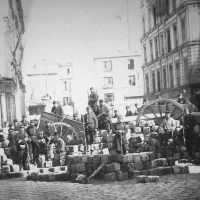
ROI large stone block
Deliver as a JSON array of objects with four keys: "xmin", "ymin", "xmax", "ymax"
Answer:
[
  {"xmin": 85, "ymin": 164, "xmax": 93, "ymax": 172},
  {"xmin": 87, "ymin": 155, "xmax": 93, "ymax": 164},
  {"xmin": 147, "ymin": 152, "xmax": 156, "ymax": 161},
  {"xmin": 167, "ymin": 157, "xmax": 175, "ymax": 166},
  {"xmin": 103, "ymin": 172, "xmax": 117, "ymax": 182},
  {"xmin": 116, "ymin": 171, "xmax": 123, "ymax": 181},
  {"xmin": 104, "ymin": 163, "xmax": 114, "ymax": 174},
  {"xmin": 78, "ymin": 163, "xmax": 86, "ymax": 172},
  {"xmin": 127, "ymin": 154, "xmax": 133, "ymax": 163},
  {"xmin": 93, "ymin": 155, "xmax": 101, "ymax": 164},
  {"xmin": 140, "ymin": 152, "xmax": 149, "ymax": 163},
  {"xmin": 134, "ymin": 161, "xmax": 143, "ymax": 171},
  {"xmin": 132, "ymin": 154, "xmax": 141, "ymax": 163},
  {"xmin": 164, "ymin": 166, "xmax": 173, "ymax": 174},
  {"xmin": 102, "ymin": 148, "xmax": 109, "ymax": 154},
  {"xmin": 143, "ymin": 161, "xmax": 151, "ymax": 170},
  {"xmin": 100, "ymin": 154, "xmax": 111, "ymax": 164},
  {"xmin": 136, "ymin": 175, "xmax": 148, "ymax": 183},
  {"xmin": 39, "ymin": 168, "xmax": 49, "ymax": 173},
  {"xmin": 44, "ymin": 161, "xmax": 52, "ymax": 168},
  {"xmin": 1, "ymin": 165, "xmax": 10, "ymax": 173},
  {"xmin": 82, "ymin": 154, "xmax": 88, "ymax": 163},
  {"xmin": 66, "ymin": 155, "xmax": 75, "ymax": 164},
  {"xmin": 10, "ymin": 164, "xmax": 19, "ymax": 172},
  {"xmin": 120, "ymin": 163, "xmax": 129, "ymax": 172},
  {"xmin": 123, "ymin": 172, "xmax": 129, "ymax": 180},
  {"xmin": 116, "ymin": 154, "xmax": 123, "ymax": 163},
  {"xmin": 122, "ymin": 155, "xmax": 128, "ymax": 163},
  {"xmin": 113, "ymin": 162, "xmax": 121, "ymax": 171},
  {"xmin": 156, "ymin": 167, "xmax": 168, "ymax": 176},
  {"xmin": 127, "ymin": 163, "xmax": 135, "ymax": 172},
  {"xmin": 151, "ymin": 160, "xmax": 157, "ymax": 168},
  {"xmin": 128, "ymin": 171, "xmax": 140, "ymax": 179},
  {"xmin": 172, "ymin": 166, "xmax": 181, "ymax": 174},
  {"xmin": 147, "ymin": 176, "xmax": 159, "ymax": 183},
  {"xmin": 49, "ymin": 167, "xmax": 60, "ymax": 173},
  {"xmin": 59, "ymin": 172, "xmax": 71, "ymax": 181},
  {"xmin": 110, "ymin": 154, "xmax": 117, "ymax": 162},
  {"xmin": 180, "ymin": 166, "xmax": 189, "ymax": 174}
]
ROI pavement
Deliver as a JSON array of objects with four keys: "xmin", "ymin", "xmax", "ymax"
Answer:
[{"xmin": 0, "ymin": 174, "xmax": 200, "ymax": 200}]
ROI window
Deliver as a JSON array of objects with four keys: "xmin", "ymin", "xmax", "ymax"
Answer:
[
  {"xmin": 166, "ymin": 29, "xmax": 171, "ymax": 52},
  {"xmin": 103, "ymin": 60, "xmax": 112, "ymax": 72},
  {"xmin": 143, "ymin": 44, "xmax": 147, "ymax": 64},
  {"xmin": 163, "ymin": 68, "xmax": 167, "ymax": 89},
  {"xmin": 145, "ymin": 74, "xmax": 149, "ymax": 94},
  {"xmin": 181, "ymin": 16, "xmax": 186, "ymax": 43},
  {"xmin": 183, "ymin": 57, "xmax": 189, "ymax": 84},
  {"xmin": 129, "ymin": 75, "xmax": 136, "ymax": 86},
  {"xmin": 160, "ymin": 34, "xmax": 164, "ymax": 56},
  {"xmin": 104, "ymin": 93, "xmax": 114, "ymax": 103},
  {"xmin": 153, "ymin": 5, "xmax": 157, "ymax": 27},
  {"xmin": 154, "ymin": 37, "xmax": 159, "ymax": 59},
  {"xmin": 142, "ymin": 17, "xmax": 145, "ymax": 34},
  {"xmin": 128, "ymin": 59, "xmax": 134, "ymax": 69},
  {"xmin": 176, "ymin": 62, "xmax": 181, "ymax": 86},
  {"xmin": 63, "ymin": 81, "xmax": 68, "ymax": 91},
  {"xmin": 173, "ymin": 24, "xmax": 178, "ymax": 48},
  {"xmin": 165, "ymin": 0, "xmax": 169, "ymax": 15},
  {"xmin": 103, "ymin": 77, "xmax": 113, "ymax": 87},
  {"xmin": 150, "ymin": 40, "xmax": 153, "ymax": 61},
  {"xmin": 152, "ymin": 71, "xmax": 156, "ymax": 93},
  {"xmin": 157, "ymin": 70, "xmax": 161, "ymax": 92},
  {"xmin": 67, "ymin": 69, "xmax": 70, "ymax": 75},
  {"xmin": 172, "ymin": 0, "xmax": 176, "ymax": 11},
  {"xmin": 169, "ymin": 64, "xmax": 174, "ymax": 88}
]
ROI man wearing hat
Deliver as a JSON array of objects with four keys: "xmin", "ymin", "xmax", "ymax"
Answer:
[
  {"xmin": 83, "ymin": 106, "xmax": 98, "ymax": 151},
  {"xmin": 13, "ymin": 119, "xmax": 19, "ymax": 131},
  {"xmin": 88, "ymin": 87, "xmax": 99, "ymax": 116},
  {"xmin": 125, "ymin": 105, "xmax": 134, "ymax": 117},
  {"xmin": 26, "ymin": 120, "xmax": 39, "ymax": 164},
  {"xmin": 177, "ymin": 93, "xmax": 186, "ymax": 104},
  {"xmin": 51, "ymin": 101, "xmax": 64, "ymax": 116},
  {"xmin": 113, "ymin": 115, "xmax": 129, "ymax": 155},
  {"xmin": 15, "ymin": 125, "xmax": 31, "ymax": 170},
  {"xmin": 20, "ymin": 115, "xmax": 30, "ymax": 128},
  {"xmin": 160, "ymin": 110, "xmax": 176, "ymax": 146},
  {"xmin": 113, "ymin": 110, "xmax": 119, "ymax": 118},
  {"xmin": 43, "ymin": 120, "xmax": 54, "ymax": 143}
]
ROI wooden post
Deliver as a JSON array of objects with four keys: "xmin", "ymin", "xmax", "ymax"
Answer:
[{"xmin": 81, "ymin": 115, "xmax": 88, "ymax": 153}]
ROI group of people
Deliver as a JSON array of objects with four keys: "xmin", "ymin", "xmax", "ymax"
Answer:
[{"xmin": 2, "ymin": 115, "xmax": 65, "ymax": 171}]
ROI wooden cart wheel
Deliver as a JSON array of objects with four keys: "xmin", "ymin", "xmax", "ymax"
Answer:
[{"xmin": 136, "ymin": 98, "xmax": 185, "ymax": 126}]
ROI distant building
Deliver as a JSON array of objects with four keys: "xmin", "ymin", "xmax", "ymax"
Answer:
[
  {"xmin": 141, "ymin": 0, "xmax": 200, "ymax": 109},
  {"xmin": 26, "ymin": 62, "xmax": 75, "ymax": 115},
  {"xmin": 94, "ymin": 54, "xmax": 144, "ymax": 107},
  {"xmin": 0, "ymin": 0, "xmax": 26, "ymax": 127}
]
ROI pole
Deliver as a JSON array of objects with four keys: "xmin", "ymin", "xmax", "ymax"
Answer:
[{"xmin": 127, "ymin": 0, "xmax": 131, "ymax": 51}]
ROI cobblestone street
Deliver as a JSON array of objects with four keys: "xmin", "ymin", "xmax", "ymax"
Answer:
[{"xmin": 0, "ymin": 174, "xmax": 200, "ymax": 200}]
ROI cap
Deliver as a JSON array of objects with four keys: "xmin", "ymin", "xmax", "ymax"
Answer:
[
  {"xmin": 13, "ymin": 119, "xmax": 18, "ymax": 123},
  {"xmin": 90, "ymin": 87, "xmax": 94, "ymax": 90},
  {"xmin": 165, "ymin": 110, "xmax": 170, "ymax": 114},
  {"xmin": 19, "ymin": 124, "xmax": 24, "ymax": 128},
  {"xmin": 45, "ymin": 120, "xmax": 50, "ymax": 123},
  {"xmin": 73, "ymin": 114, "xmax": 77, "ymax": 117},
  {"xmin": 53, "ymin": 101, "xmax": 56, "ymax": 104},
  {"xmin": 30, "ymin": 120, "xmax": 34, "ymax": 123}
]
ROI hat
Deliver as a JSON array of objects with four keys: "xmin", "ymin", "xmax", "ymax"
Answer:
[
  {"xmin": 165, "ymin": 110, "xmax": 170, "ymax": 114},
  {"xmin": 45, "ymin": 120, "xmax": 50, "ymax": 123},
  {"xmin": 34, "ymin": 118, "xmax": 38, "ymax": 121},
  {"xmin": 19, "ymin": 124, "xmax": 24, "ymax": 128},
  {"xmin": 53, "ymin": 101, "xmax": 56, "ymax": 104},
  {"xmin": 90, "ymin": 87, "xmax": 94, "ymax": 90},
  {"xmin": 73, "ymin": 114, "xmax": 77, "ymax": 117},
  {"xmin": 99, "ymin": 99, "xmax": 103, "ymax": 103},
  {"xmin": 13, "ymin": 119, "xmax": 18, "ymax": 123},
  {"xmin": 30, "ymin": 120, "xmax": 34, "ymax": 123},
  {"xmin": 22, "ymin": 115, "xmax": 26, "ymax": 118}
]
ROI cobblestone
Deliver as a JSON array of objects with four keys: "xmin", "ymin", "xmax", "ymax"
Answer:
[{"xmin": 0, "ymin": 174, "xmax": 200, "ymax": 199}]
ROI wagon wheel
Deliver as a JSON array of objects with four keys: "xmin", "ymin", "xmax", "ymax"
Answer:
[
  {"xmin": 136, "ymin": 98, "xmax": 185, "ymax": 126},
  {"xmin": 50, "ymin": 122, "xmax": 77, "ymax": 142}
]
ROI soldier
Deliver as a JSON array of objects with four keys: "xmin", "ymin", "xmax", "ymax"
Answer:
[
  {"xmin": 113, "ymin": 110, "xmax": 119, "ymax": 118},
  {"xmin": 177, "ymin": 93, "xmax": 187, "ymax": 104},
  {"xmin": 15, "ymin": 125, "xmax": 31, "ymax": 170},
  {"xmin": 50, "ymin": 132, "xmax": 65, "ymax": 153},
  {"xmin": 83, "ymin": 106, "xmax": 98, "ymax": 151},
  {"xmin": 97, "ymin": 99, "xmax": 112, "ymax": 133},
  {"xmin": 88, "ymin": 87, "xmax": 99, "ymax": 116},
  {"xmin": 51, "ymin": 101, "xmax": 64, "ymax": 116},
  {"xmin": 13, "ymin": 119, "xmax": 19, "ymax": 131},
  {"xmin": 125, "ymin": 105, "xmax": 134, "ymax": 117},
  {"xmin": 113, "ymin": 115, "xmax": 129, "ymax": 155},
  {"xmin": 43, "ymin": 120, "xmax": 54, "ymax": 144}
]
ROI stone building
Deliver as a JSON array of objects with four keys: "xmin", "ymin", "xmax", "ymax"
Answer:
[
  {"xmin": 140, "ymin": 0, "xmax": 200, "ymax": 109},
  {"xmin": 94, "ymin": 54, "xmax": 144, "ymax": 113},
  {"xmin": 0, "ymin": 0, "xmax": 26, "ymax": 127}
]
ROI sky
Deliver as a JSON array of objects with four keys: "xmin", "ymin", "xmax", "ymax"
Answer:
[{"xmin": 0, "ymin": 0, "xmax": 142, "ymax": 112}]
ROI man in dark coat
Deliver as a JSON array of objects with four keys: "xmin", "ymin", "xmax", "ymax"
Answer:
[
  {"xmin": 113, "ymin": 115, "xmax": 129, "ymax": 155},
  {"xmin": 83, "ymin": 106, "xmax": 98, "ymax": 151},
  {"xmin": 51, "ymin": 101, "xmax": 64, "ymax": 116},
  {"xmin": 177, "ymin": 93, "xmax": 187, "ymax": 104},
  {"xmin": 97, "ymin": 99, "xmax": 112, "ymax": 133},
  {"xmin": 20, "ymin": 115, "xmax": 30, "ymax": 128},
  {"xmin": 88, "ymin": 87, "xmax": 99, "ymax": 116}
]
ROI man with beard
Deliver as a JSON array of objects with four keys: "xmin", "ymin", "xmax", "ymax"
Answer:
[
  {"xmin": 97, "ymin": 99, "xmax": 112, "ymax": 133},
  {"xmin": 88, "ymin": 87, "xmax": 99, "ymax": 116}
]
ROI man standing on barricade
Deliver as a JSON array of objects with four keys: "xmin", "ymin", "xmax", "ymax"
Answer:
[
  {"xmin": 51, "ymin": 101, "xmax": 64, "ymax": 116},
  {"xmin": 88, "ymin": 87, "xmax": 99, "ymax": 116},
  {"xmin": 83, "ymin": 106, "xmax": 98, "ymax": 152},
  {"xmin": 20, "ymin": 115, "xmax": 29, "ymax": 128},
  {"xmin": 113, "ymin": 115, "xmax": 129, "ymax": 155},
  {"xmin": 97, "ymin": 99, "xmax": 112, "ymax": 134}
]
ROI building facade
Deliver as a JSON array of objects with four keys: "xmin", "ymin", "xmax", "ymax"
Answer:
[
  {"xmin": 94, "ymin": 54, "xmax": 144, "ymax": 108},
  {"xmin": 0, "ymin": 0, "xmax": 26, "ymax": 127},
  {"xmin": 141, "ymin": 0, "xmax": 200, "ymax": 109},
  {"xmin": 26, "ymin": 62, "xmax": 75, "ymax": 115}
]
